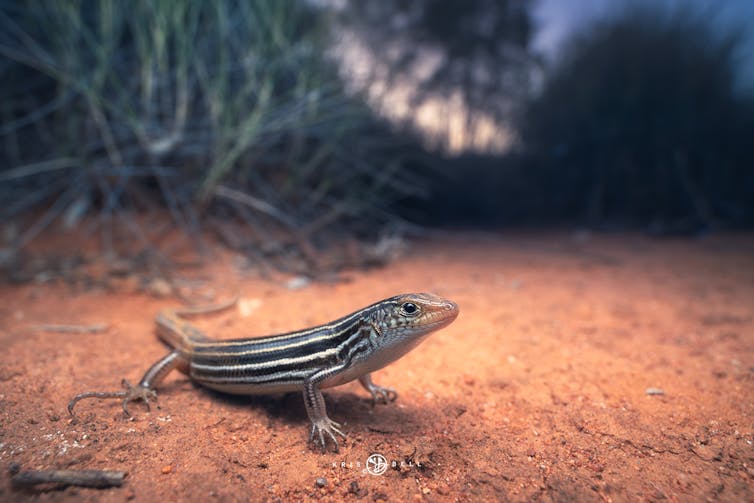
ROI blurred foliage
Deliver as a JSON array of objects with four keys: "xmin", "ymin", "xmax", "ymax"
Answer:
[
  {"xmin": 337, "ymin": 0, "xmax": 536, "ymax": 148},
  {"xmin": 519, "ymin": 5, "xmax": 754, "ymax": 230},
  {"xmin": 2, "ymin": 0, "xmax": 751, "ymax": 268},
  {"xmin": 0, "ymin": 0, "xmax": 418, "ymax": 268}
]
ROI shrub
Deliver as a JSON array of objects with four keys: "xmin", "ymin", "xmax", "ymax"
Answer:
[{"xmin": 0, "ymin": 0, "xmax": 415, "ymax": 269}]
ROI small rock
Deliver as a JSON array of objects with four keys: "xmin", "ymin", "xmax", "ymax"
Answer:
[
  {"xmin": 347, "ymin": 480, "xmax": 366, "ymax": 497},
  {"xmin": 645, "ymin": 388, "xmax": 665, "ymax": 396},
  {"xmin": 238, "ymin": 297, "xmax": 263, "ymax": 317},
  {"xmin": 315, "ymin": 477, "xmax": 327, "ymax": 488},
  {"xmin": 161, "ymin": 465, "xmax": 173, "ymax": 474},
  {"xmin": 285, "ymin": 276, "xmax": 310, "ymax": 290},
  {"xmin": 435, "ymin": 483, "xmax": 449, "ymax": 495},
  {"xmin": 147, "ymin": 278, "xmax": 172, "ymax": 297}
]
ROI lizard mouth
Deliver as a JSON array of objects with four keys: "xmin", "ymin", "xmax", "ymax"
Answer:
[
  {"xmin": 426, "ymin": 300, "xmax": 459, "ymax": 325},
  {"xmin": 403, "ymin": 306, "xmax": 458, "ymax": 336}
]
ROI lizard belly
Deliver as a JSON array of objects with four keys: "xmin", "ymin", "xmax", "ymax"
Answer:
[{"xmin": 197, "ymin": 380, "xmax": 304, "ymax": 395}]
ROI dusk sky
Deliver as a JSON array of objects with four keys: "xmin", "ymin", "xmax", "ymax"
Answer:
[{"xmin": 533, "ymin": 0, "xmax": 754, "ymax": 91}]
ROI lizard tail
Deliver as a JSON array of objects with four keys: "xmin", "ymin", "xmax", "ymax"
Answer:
[{"xmin": 155, "ymin": 297, "xmax": 238, "ymax": 353}]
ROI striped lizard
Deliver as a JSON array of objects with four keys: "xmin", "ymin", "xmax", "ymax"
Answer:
[{"xmin": 68, "ymin": 293, "xmax": 459, "ymax": 452}]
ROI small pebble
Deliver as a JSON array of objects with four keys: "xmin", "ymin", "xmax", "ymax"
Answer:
[
  {"xmin": 147, "ymin": 278, "xmax": 172, "ymax": 297},
  {"xmin": 645, "ymin": 388, "xmax": 665, "ymax": 396},
  {"xmin": 286, "ymin": 276, "xmax": 310, "ymax": 290},
  {"xmin": 315, "ymin": 477, "xmax": 327, "ymax": 488},
  {"xmin": 348, "ymin": 480, "xmax": 365, "ymax": 496},
  {"xmin": 238, "ymin": 297, "xmax": 263, "ymax": 317},
  {"xmin": 161, "ymin": 465, "xmax": 173, "ymax": 474}
]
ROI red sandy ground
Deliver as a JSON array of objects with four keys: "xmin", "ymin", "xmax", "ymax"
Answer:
[{"xmin": 0, "ymin": 232, "xmax": 753, "ymax": 502}]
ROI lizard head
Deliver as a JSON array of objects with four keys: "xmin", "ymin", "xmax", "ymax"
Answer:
[
  {"xmin": 378, "ymin": 292, "xmax": 458, "ymax": 333},
  {"xmin": 361, "ymin": 293, "xmax": 459, "ymax": 367}
]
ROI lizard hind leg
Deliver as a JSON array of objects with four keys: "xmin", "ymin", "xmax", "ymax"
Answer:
[
  {"xmin": 68, "ymin": 350, "xmax": 183, "ymax": 418},
  {"xmin": 68, "ymin": 379, "xmax": 157, "ymax": 417}
]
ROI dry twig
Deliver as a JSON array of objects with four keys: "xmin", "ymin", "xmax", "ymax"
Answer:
[
  {"xmin": 33, "ymin": 324, "xmax": 109, "ymax": 334},
  {"xmin": 11, "ymin": 469, "xmax": 126, "ymax": 489}
]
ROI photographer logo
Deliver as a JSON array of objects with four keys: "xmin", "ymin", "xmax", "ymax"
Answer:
[{"xmin": 366, "ymin": 453, "xmax": 388, "ymax": 476}]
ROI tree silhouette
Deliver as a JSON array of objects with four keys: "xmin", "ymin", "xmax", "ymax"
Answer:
[
  {"xmin": 339, "ymin": 0, "xmax": 536, "ymax": 147},
  {"xmin": 521, "ymin": 5, "xmax": 753, "ymax": 230}
]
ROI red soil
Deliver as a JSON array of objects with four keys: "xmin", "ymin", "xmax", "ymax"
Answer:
[{"xmin": 1, "ymin": 232, "xmax": 753, "ymax": 501}]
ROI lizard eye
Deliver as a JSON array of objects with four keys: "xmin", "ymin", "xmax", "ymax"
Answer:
[{"xmin": 400, "ymin": 302, "xmax": 419, "ymax": 316}]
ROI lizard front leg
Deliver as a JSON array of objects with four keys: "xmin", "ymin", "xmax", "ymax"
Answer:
[
  {"xmin": 358, "ymin": 373, "xmax": 398, "ymax": 405},
  {"xmin": 303, "ymin": 361, "xmax": 349, "ymax": 452}
]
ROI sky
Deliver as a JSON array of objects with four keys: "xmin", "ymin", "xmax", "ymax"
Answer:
[
  {"xmin": 533, "ymin": 0, "xmax": 754, "ymax": 92},
  {"xmin": 333, "ymin": 0, "xmax": 754, "ymax": 153}
]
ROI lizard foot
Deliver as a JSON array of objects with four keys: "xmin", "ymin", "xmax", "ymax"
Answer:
[
  {"xmin": 308, "ymin": 417, "xmax": 346, "ymax": 453},
  {"xmin": 68, "ymin": 379, "xmax": 157, "ymax": 418}
]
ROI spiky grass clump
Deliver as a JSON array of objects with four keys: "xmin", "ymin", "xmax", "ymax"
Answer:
[{"xmin": 0, "ymin": 1, "xmax": 417, "ymax": 272}]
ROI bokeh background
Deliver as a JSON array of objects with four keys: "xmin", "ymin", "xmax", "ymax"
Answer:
[{"xmin": 2, "ymin": 0, "xmax": 752, "ymax": 274}]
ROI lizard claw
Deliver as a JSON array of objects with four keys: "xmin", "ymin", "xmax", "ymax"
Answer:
[
  {"xmin": 358, "ymin": 376, "xmax": 398, "ymax": 406},
  {"xmin": 369, "ymin": 386, "xmax": 398, "ymax": 406},
  {"xmin": 308, "ymin": 418, "xmax": 346, "ymax": 453},
  {"xmin": 119, "ymin": 379, "xmax": 157, "ymax": 416}
]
